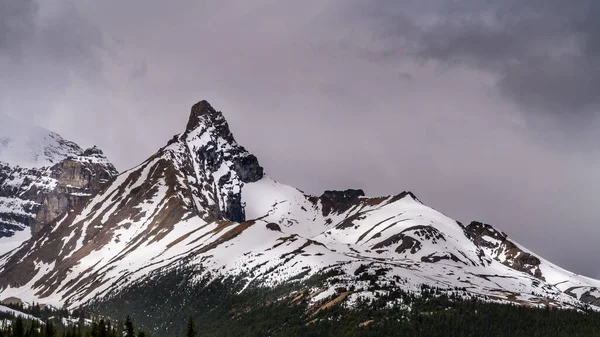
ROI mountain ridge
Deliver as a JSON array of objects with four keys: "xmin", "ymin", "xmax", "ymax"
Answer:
[{"xmin": 0, "ymin": 101, "xmax": 598, "ymax": 322}]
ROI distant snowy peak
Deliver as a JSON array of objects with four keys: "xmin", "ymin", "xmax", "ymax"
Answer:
[
  {"xmin": 0, "ymin": 115, "xmax": 118, "ymax": 255},
  {"xmin": 0, "ymin": 114, "xmax": 89, "ymax": 169}
]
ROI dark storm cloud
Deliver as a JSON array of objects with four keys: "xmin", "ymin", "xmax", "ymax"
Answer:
[
  {"xmin": 0, "ymin": 0, "xmax": 104, "ymax": 121},
  {"xmin": 1, "ymin": 0, "xmax": 599, "ymax": 278},
  {"xmin": 363, "ymin": 0, "xmax": 600, "ymax": 121}
]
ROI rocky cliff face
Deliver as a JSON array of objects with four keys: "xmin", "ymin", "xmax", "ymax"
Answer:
[
  {"xmin": 182, "ymin": 100, "xmax": 264, "ymax": 222},
  {"xmin": 34, "ymin": 148, "xmax": 117, "ymax": 232}
]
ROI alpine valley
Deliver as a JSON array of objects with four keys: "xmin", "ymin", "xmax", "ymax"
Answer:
[{"xmin": 1, "ymin": 102, "xmax": 599, "ymax": 336}]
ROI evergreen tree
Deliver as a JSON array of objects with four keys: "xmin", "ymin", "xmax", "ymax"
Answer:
[
  {"xmin": 186, "ymin": 317, "xmax": 195, "ymax": 337},
  {"xmin": 124, "ymin": 316, "xmax": 135, "ymax": 337},
  {"xmin": 14, "ymin": 317, "xmax": 25, "ymax": 337},
  {"xmin": 44, "ymin": 320, "xmax": 55, "ymax": 337},
  {"xmin": 77, "ymin": 315, "xmax": 85, "ymax": 337},
  {"xmin": 98, "ymin": 320, "xmax": 108, "ymax": 337},
  {"xmin": 106, "ymin": 320, "xmax": 114, "ymax": 337},
  {"xmin": 91, "ymin": 321, "xmax": 100, "ymax": 337}
]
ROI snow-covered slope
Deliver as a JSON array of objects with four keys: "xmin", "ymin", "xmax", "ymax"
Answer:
[
  {"xmin": 0, "ymin": 101, "xmax": 598, "ymax": 312},
  {"xmin": 0, "ymin": 304, "xmax": 40, "ymax": 321},
  {"xmin": 0, "ymin": 115, "xmax": 118, "ymax": 255}
]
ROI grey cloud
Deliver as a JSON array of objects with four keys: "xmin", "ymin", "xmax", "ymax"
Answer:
[
  {"xmin": 362, "ymin": 0, "xmax": 600, "ymax": 121},
  {"xmin": 0, "ymin": 0, "xmax": 104, "ymax": 122},
  {"xmin": 0, "ymin": 0, "xmax": 36, "ymax": 58},
  {"xmin": 0, "ymin": 0, "xmax": 599, "ymax": 279}
]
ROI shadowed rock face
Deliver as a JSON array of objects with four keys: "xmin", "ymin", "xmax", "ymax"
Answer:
[
  {"xmin": 233, "ymin": 154, "xmax": 263, "ymax": 183},
  {"xmin": 183, "ymin": 101, "xmax": 264, "ymax": 222},
  {"xmin": 320, "ymin": 189, "xmax": 365, "ymax": 216},
  {"xmin": 579, "ymin": 291, "xmax": 600, "ymax": 307},
  {"xmin": 186, "ymin": 100, "xmax": 217, "ymax": 132}
]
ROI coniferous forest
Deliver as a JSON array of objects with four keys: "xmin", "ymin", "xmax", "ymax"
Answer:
[
  {"xmin": 2, "ymin": 292, "xmax": 600, "ymax": 337},
  {"xmin": 2, "ymin": 267, "xmax": 597, "ymax": 337}
]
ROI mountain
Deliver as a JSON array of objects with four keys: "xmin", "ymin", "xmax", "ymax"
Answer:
[
  {"xmin": 0, "ymin": 101, "xmax": 598, "ymax": 333},
  {"xmin": 0, "ymin": 115, "xmax": 118, "ymax": 255}
]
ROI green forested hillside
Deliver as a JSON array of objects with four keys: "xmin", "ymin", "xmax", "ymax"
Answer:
[{"xmin": 80, "ymin": 267, "xmax": 600, "ymax": 337}]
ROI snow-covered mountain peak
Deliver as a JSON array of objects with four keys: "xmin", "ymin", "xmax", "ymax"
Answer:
[
  {"xmin": 172, "ymin": 100, "xmax": 264, "ymax": 222},
  {"xmin": 180, "ymin": 100, "xmax": 264, "ymax": 182},
  {"xmin": 0, "ymin": 114, "xmax": 83, "ymax": 169},
  {"xmin": 1, "ymin": 101, "xmax": 599, "ymax": 314}
]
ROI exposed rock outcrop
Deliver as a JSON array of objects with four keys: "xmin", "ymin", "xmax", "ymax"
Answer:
[
  {"xmin": 466, "ymin": 221, "xmax": 543, "ymax": 279},
  {"xmin": 183, "ymin": 101, "xmax": 264, "ymax": 222},
  {"xmin": 320, "ymin": 189, "xmax": 365, "ymax": 216}
]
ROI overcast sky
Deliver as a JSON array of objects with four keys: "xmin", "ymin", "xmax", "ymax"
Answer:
[{"xmin": 1, "ymin": 0, "xmax": 599, "ymax": 278}]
